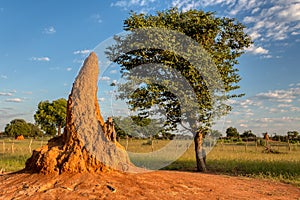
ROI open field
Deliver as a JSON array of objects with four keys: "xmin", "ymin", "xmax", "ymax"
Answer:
[
  {"xmin": 1, "ymin": 137, "xmax": 300, "ymax": 186},
  {"xmin": 0, "ymin": 137, "xmax": 49, "ymax": 172}
]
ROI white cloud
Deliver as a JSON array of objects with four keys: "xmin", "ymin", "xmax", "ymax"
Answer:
[
  {"xmin": 246, "ymin": 45, "xmax": 269, "ymax": 55},
  {"xmin": 0, "ymin": 92, "xmax": 13, "ymax": 96},
  {"xmin": 278, "ymin": 2, "xmax": 300, "ymax": 21},
  {"xmin": 66, "ymin": 67, "xmax": 72, "ymax": 71},
  {"xmin": 99, "ymin": 97, "xmax": 105, "ymax": 102},
  {"xmin": 251, "ymin": 7, "xmax": 260, "ymax": 14},
  {"xmin": 5, "ymin": 98, "xmax": 23, "ymax": 103},
  {"xmin": 111, "ymin": 0, "xmax": 157, "ymax": 12},
  {"xmin": 43, "ymin": 26, "xmax": 56, "ymax": 34},
  {"xmin": 225, "ymin": 83, "xmax": 300, "ymax": 134},
  {"xmin": 112, "ymin": 80, "xmax": 118, "ymax": 85},
  {"xmin": 168, "ymin": 0, "xmax": 300, "ymax": 57},
  {"xmin": 240, "ymin": 123, "xmax": 248, "ymax": 128},
  {"xmin": 278, "ymin": 104, "xmax": 292, "ymax": 108},
  {"xmin": 30, "ymin": 57, "xmax": 50, "ymax": 62},
  {"xmin": 256, "ymin": 90, "xmax": 294, "ymax": 103},
  {"xmin": 73, "ymin": 49, "xmax": 91, "ymax": 55},
  {"xmin": 100, "ymin": 76, "xmax": 111, "ymax": 81},
  {"xmin": 263, "ymin": 55, "xmax": 272, "ymax": 59},
  {"xmin": 243, "ymin": 16, "xmax": 256, "ymax": 23},
  {"xmin": 110, "ymin": 69, "xmax": 117, "ymax": 74},
  {"xmin": 239, "ymin": 99, "xmax": 262, "ymax": 108}
]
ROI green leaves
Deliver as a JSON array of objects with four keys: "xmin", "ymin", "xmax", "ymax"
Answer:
[
  {"xmin": 107, "ymin": 7, "xmax": 252, "ymax": 135},
  {"xmin": 34, "ymin": 98, "xmax": 67, "ymax": 136},
  {"xmin": 4, "ymin": 119, "xmax": 42, "ymax": 137},
  {"xmin": 4, "ymin": 119, "xmax": 30, "ymax": 137}
]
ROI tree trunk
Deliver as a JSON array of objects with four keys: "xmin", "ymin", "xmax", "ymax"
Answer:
[
  {"xmin": 194, "ymin": 131, "xmax": 207, "ymax": 172},
  {"xmin": 57, "ymin": 124, "xmax": 61, "ymax": 136}
]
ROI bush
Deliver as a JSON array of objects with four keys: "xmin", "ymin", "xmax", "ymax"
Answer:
[{"xmin": 142, "ymin": 140, "xmax": 153, "ymax": 145}]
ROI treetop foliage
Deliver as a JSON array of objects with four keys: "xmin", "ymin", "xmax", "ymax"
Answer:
[
  {"xmin": 4, "ymin": 119, "xmax": 43, "ymax": 137},
  {"xmin": 107, "ymin": 8, "xmax": 252, "ymax": 135},
  {"xmin": 34, "ymin": 98, "xmax": 67, "ymax": 136}
]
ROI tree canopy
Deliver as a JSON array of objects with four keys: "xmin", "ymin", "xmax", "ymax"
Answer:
[
  {"xmin": 4, "ymin": 119, "xmax": 43, "ymax": 137},
  {"xmin": 34, "ymin": 98, "xmax": 67, "ymax": 136},
  {"xmin": 226, "ymin": 127, "xmax": 239, "ymax": 138},
  {"xmin": 241, "ymin": 130, "xmax": 256, "ymax": 138},
  {"xmin": 108, "ymin": 8, "xmax": 252, "ymax": 133}
]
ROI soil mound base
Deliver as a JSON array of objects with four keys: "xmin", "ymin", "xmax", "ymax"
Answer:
[{"xmin": 0, "ymin": 171, "xmax": 299, "ymax": 199}]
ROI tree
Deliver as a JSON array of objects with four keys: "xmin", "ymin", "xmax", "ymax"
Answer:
[
  {"xmin": 240, "ymin": 130, "xmax": 256, "ymax": 138},
  {"xmin": 226, "ymin": 127, "xmax": 239, "ymax": 138},
  {"xmin": 107, "ymin": 8, "xmax": 252, "ymax": 171},
  {"xmin": 4, "ymin": 119, "xmax": 44, "ymax": 137},
  {"xmin": 27, "ymin": 123, "xmax": 44, "ymax": 137},
  {"xmin": 34, "ymin": 98, "xmax": 67, "ymax": 136},
  {"xmin": 4, "ymin": 119, "xmax": 31, "ymax": 137},
  {"xmin": 287, "ymin": 131, "xmax": 299, "ymax": 139}
]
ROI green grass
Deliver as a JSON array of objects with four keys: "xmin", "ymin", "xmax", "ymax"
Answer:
[
  {"xmin": 0, "ymin": 137, "xmax": 49, "ymax": 172},
  {"xmin": 164, "ymin": 142, "xmax": 300, "ymax": 186},
  {"xmin": 1, "ymin": 138, "xmax": 299, "ymax": 187}
]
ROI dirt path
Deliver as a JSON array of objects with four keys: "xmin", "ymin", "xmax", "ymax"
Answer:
[{"xmin": 1, "ymin": 171, "xmax": 299, "ymax": 200}]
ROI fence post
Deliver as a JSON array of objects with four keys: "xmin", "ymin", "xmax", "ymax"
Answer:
[
  {"xmin": 29, "ymin": 138, "xmax": 33, "ymax": 153},
  {"xmin": 2, "ymin": 140, "xmax": 5, "ymax": 153},
  {"xmin": 40, "ymin": 137, "xmax": 43, "ymax": 147},
  {"xmin": 255, "ymin": 140, "xmax": 258, "ymax": 152},
  {"xmin": 11, "ymin": 141, "xmax": 14, "ymax": 153},
  {"xmin": 125, "ymin": 135, "xmax": 129, "ymax": 151},
  {"xmin": 151, "ymin": 138, "xmax": 154, "ymax": 152},
  {"xmin": 221, "ymin": 139, "xmax": 224, "ymax": 151}
]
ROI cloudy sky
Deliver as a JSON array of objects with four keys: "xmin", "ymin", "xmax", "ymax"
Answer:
[{"xmin": 0, "ymin": 0, "xmax": 299, "ymax": 136}]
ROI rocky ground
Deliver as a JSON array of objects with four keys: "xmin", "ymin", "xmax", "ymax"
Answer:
[{"xmin": 1, "ymin": 170, "xmax": 299, "ymax": 200}]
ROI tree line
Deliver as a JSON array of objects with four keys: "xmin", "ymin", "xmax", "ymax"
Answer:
[{"xmin": 224, "ymin": 126, "xmax": 300, "ymax": 142}]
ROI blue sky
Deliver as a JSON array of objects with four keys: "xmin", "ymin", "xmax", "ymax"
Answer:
[{"xmin": 0, "ymin": 0, "xmax": 299, "ymax": 136}]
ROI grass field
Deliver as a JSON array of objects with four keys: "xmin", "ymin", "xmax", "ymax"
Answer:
[
  {"xmin": 1, "ymin": 137, "xmax": 299, "ymax": 186},
  {"xmin": 0, "ymin": 137, "xmax": 48, "ymax": 172}
]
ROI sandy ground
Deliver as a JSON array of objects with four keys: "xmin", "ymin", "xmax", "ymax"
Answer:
[{"xmin": 0, "ymin": 170, "xmax": 299, "ymax": 200}]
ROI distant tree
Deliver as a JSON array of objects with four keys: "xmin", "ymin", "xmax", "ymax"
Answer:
[
  {"xmin": 4, "ymin": 119, "xmax": 44, "ymax": 137},
  {"xmin": 287, "ymin": 131, "xmax": 299, "ymax": 139},
  {"xmin": 34, "ymin": 98, "xmax": 67, "ymax": 136},
  {"xmin": 240, "ymin": 130, "xmax": 256, "ymax": 138},
  {"xmin": 226, "ymin": 127, "xmax": 239, "ymax": 138},
  {"xmin": 4, "ymin": 119, "xmax": 31, "ymax": 137},
  {"xmin": 27, "ymin": 123, "xmax": 43, "ymax": 137}
]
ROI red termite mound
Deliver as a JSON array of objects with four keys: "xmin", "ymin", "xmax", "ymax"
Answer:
[{"xmin": 25, "ymin": 52, "xmax": 131, "ymax": 174}]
